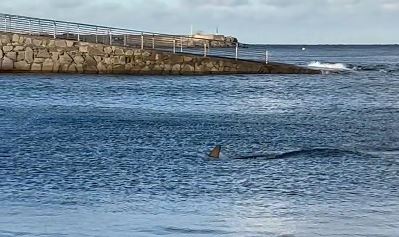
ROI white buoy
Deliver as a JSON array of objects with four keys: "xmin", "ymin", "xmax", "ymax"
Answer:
[{"xmin": 302, "ymin": 47, "xmax": 306, "ymax": 51}]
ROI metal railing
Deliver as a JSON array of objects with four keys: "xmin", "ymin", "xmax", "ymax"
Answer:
[{"xmin": 0, "ymin": 13, "xmax": 270, "ymax": 63}]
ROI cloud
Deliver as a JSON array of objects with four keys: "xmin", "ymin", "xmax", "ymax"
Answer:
[
  {"xmin": 178, "ymin": 0, "xmax": 250, "ymax": 7},
  {"xmin": 0, "ymin": 0, "xmax": 398, "ymax": 44},
  {"xmin": 382, "ymin": 1, "xmax": 399, "ymax": 11}
]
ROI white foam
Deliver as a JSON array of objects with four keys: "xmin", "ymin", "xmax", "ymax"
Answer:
[{"xmin": 308, "ymin": 61, "xmax": 351, "ymax": 71}]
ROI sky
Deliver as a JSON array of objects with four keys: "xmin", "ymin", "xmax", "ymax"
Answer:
[{"xmin": 1, "ymin": 0, "xmax": 398, "ymax": 44}]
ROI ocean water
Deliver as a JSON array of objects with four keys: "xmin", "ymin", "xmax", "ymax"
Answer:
[{"xmin": 0, "ymin": 45, "xmax": 398, "ymax": 237}]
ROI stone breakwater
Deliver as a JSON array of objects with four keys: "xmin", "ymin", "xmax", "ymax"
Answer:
[{"xmin": 0, "ymin": 33, "xmax": 319, "ymax": 75}]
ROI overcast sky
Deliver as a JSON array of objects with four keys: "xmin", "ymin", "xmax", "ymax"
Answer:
[{"xmin": 1, "ymin": 0, "xmax": 398, "ymax": 44}]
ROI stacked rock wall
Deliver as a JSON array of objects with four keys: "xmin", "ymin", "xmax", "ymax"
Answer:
[{"xmin": 0, "ymin": 33, "xmax": 319, "ymax": 75}]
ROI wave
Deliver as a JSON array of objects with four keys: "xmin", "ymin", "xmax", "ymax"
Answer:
[
  {"xmin": 355, "ymin": 64, "xmax": 399, "ymax": 73},
  {"xmin": 274, "ymin": 148, "xmax": 366, "ymax": 159},
  {"xmin": 234, "ymin": 148, "xmax": 370, "ymax": 160},
  {"xmin": 307, "ymin": 62, "xmax": 399, "ymax": 74},
  {"xmin": 307, "ymin": 61, "xmax": 352, "ymax": 72}
]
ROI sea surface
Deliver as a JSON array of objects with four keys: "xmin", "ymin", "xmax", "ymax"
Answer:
[{"xmin": 1, "ymin": 45, "xmax": 398, "ymax": 237}]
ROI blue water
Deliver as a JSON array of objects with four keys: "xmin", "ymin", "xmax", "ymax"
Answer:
[{"xmin": 1, "ymin": 46, "xmax": 399, "ymax": 237}]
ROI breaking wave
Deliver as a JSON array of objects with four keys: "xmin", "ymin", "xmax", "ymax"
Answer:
[
  {"xmin": 308, "ymin": 61, "xmax": 352, "ymax": 71},
  {"xmin": 308, "ymin": 62, "xmax": 399, "ymax": 74}
]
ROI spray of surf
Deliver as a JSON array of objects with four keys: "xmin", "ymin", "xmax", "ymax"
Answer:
[{"xmin": 308, "ymin": 61, "xmax": 352, "ymax": 72}]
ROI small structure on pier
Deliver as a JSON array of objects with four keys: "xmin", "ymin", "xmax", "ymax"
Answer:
[{"xmin": 191, "ymin": 33, "xmax": 238, "ymax": 47}]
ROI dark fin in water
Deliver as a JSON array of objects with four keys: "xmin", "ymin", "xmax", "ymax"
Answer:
[{"xmin": 209, "ymin": 145, "xmax": 222, "ymax": 158}]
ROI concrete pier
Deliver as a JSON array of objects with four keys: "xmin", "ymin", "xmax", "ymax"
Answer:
[{"xmin": 0, "ymin": 33, "xmax": 320, "ymax": 75}]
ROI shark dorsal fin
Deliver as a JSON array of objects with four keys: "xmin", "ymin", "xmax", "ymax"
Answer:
[{"xmin": 209, "ymin": 145, "xmax": 222, "ymax": 158}]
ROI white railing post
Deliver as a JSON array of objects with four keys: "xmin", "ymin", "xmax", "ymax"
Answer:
[
  {"xmin": 152, "ymin": 34, "xmax": 155, "ymax": 49},
  {"xmin": 7, "ymin": 16, "xmax": 11, "ymax": 33},
  {"xmin": 95, "ymin": 27, "xmax": 98, "ymax": 44},
  {"xmin": 180, "ymin": 36, "xmax": 183, "ymax": 53},
  {"xmin": 235, "ymin": 43, "xmax": 239, "ymax": 60},
  {"xmin": 141, "ymin": 33, "xmax": 144, "ymax": 49},
  {"xmin": 29, "ymin": 19, "xmax": 32, "ymax": 35},
  {"xmin": 4, "ymin": 15, "xmax": 8, "ymax": 32},
  {"xmin": 173, "ymin": 38, "xmax": 176, "ymax": 53},
  {"xmin": 77, "ymin": 24, "xmax": 80, "ymax": 41},
  {"xmin": 265, "ymin": 50, "xmax": 269, "ymax": 64},
  {"xmin": 124, "ymin": 34, "xmax": 127, "ymax": 46},
  {"xmin": 7, "ymin": 15, "xmax": 11, "ymax": 33},
  {"xmin": 204, "ymin": 43, "xmax": 207, "ymax": 57},
  {"xmin": 38, "ymin": 19, "xmax": 42, "ymax": 34},
  {"xmin": 53, "ymin": 22, "xmax": 57, "ymax": 39},
  {"xmin": 109, "ymin": 29, "xmax": 112, "ymax": 45}
]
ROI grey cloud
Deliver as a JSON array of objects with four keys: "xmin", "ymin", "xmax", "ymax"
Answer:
[
  {"xmin": 179, "ymin": 0, "xmax": 250, "ymax": 7},
  {"xmin": 49, "ymin": 0, "xmax": 87, "ymax": 9}
]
